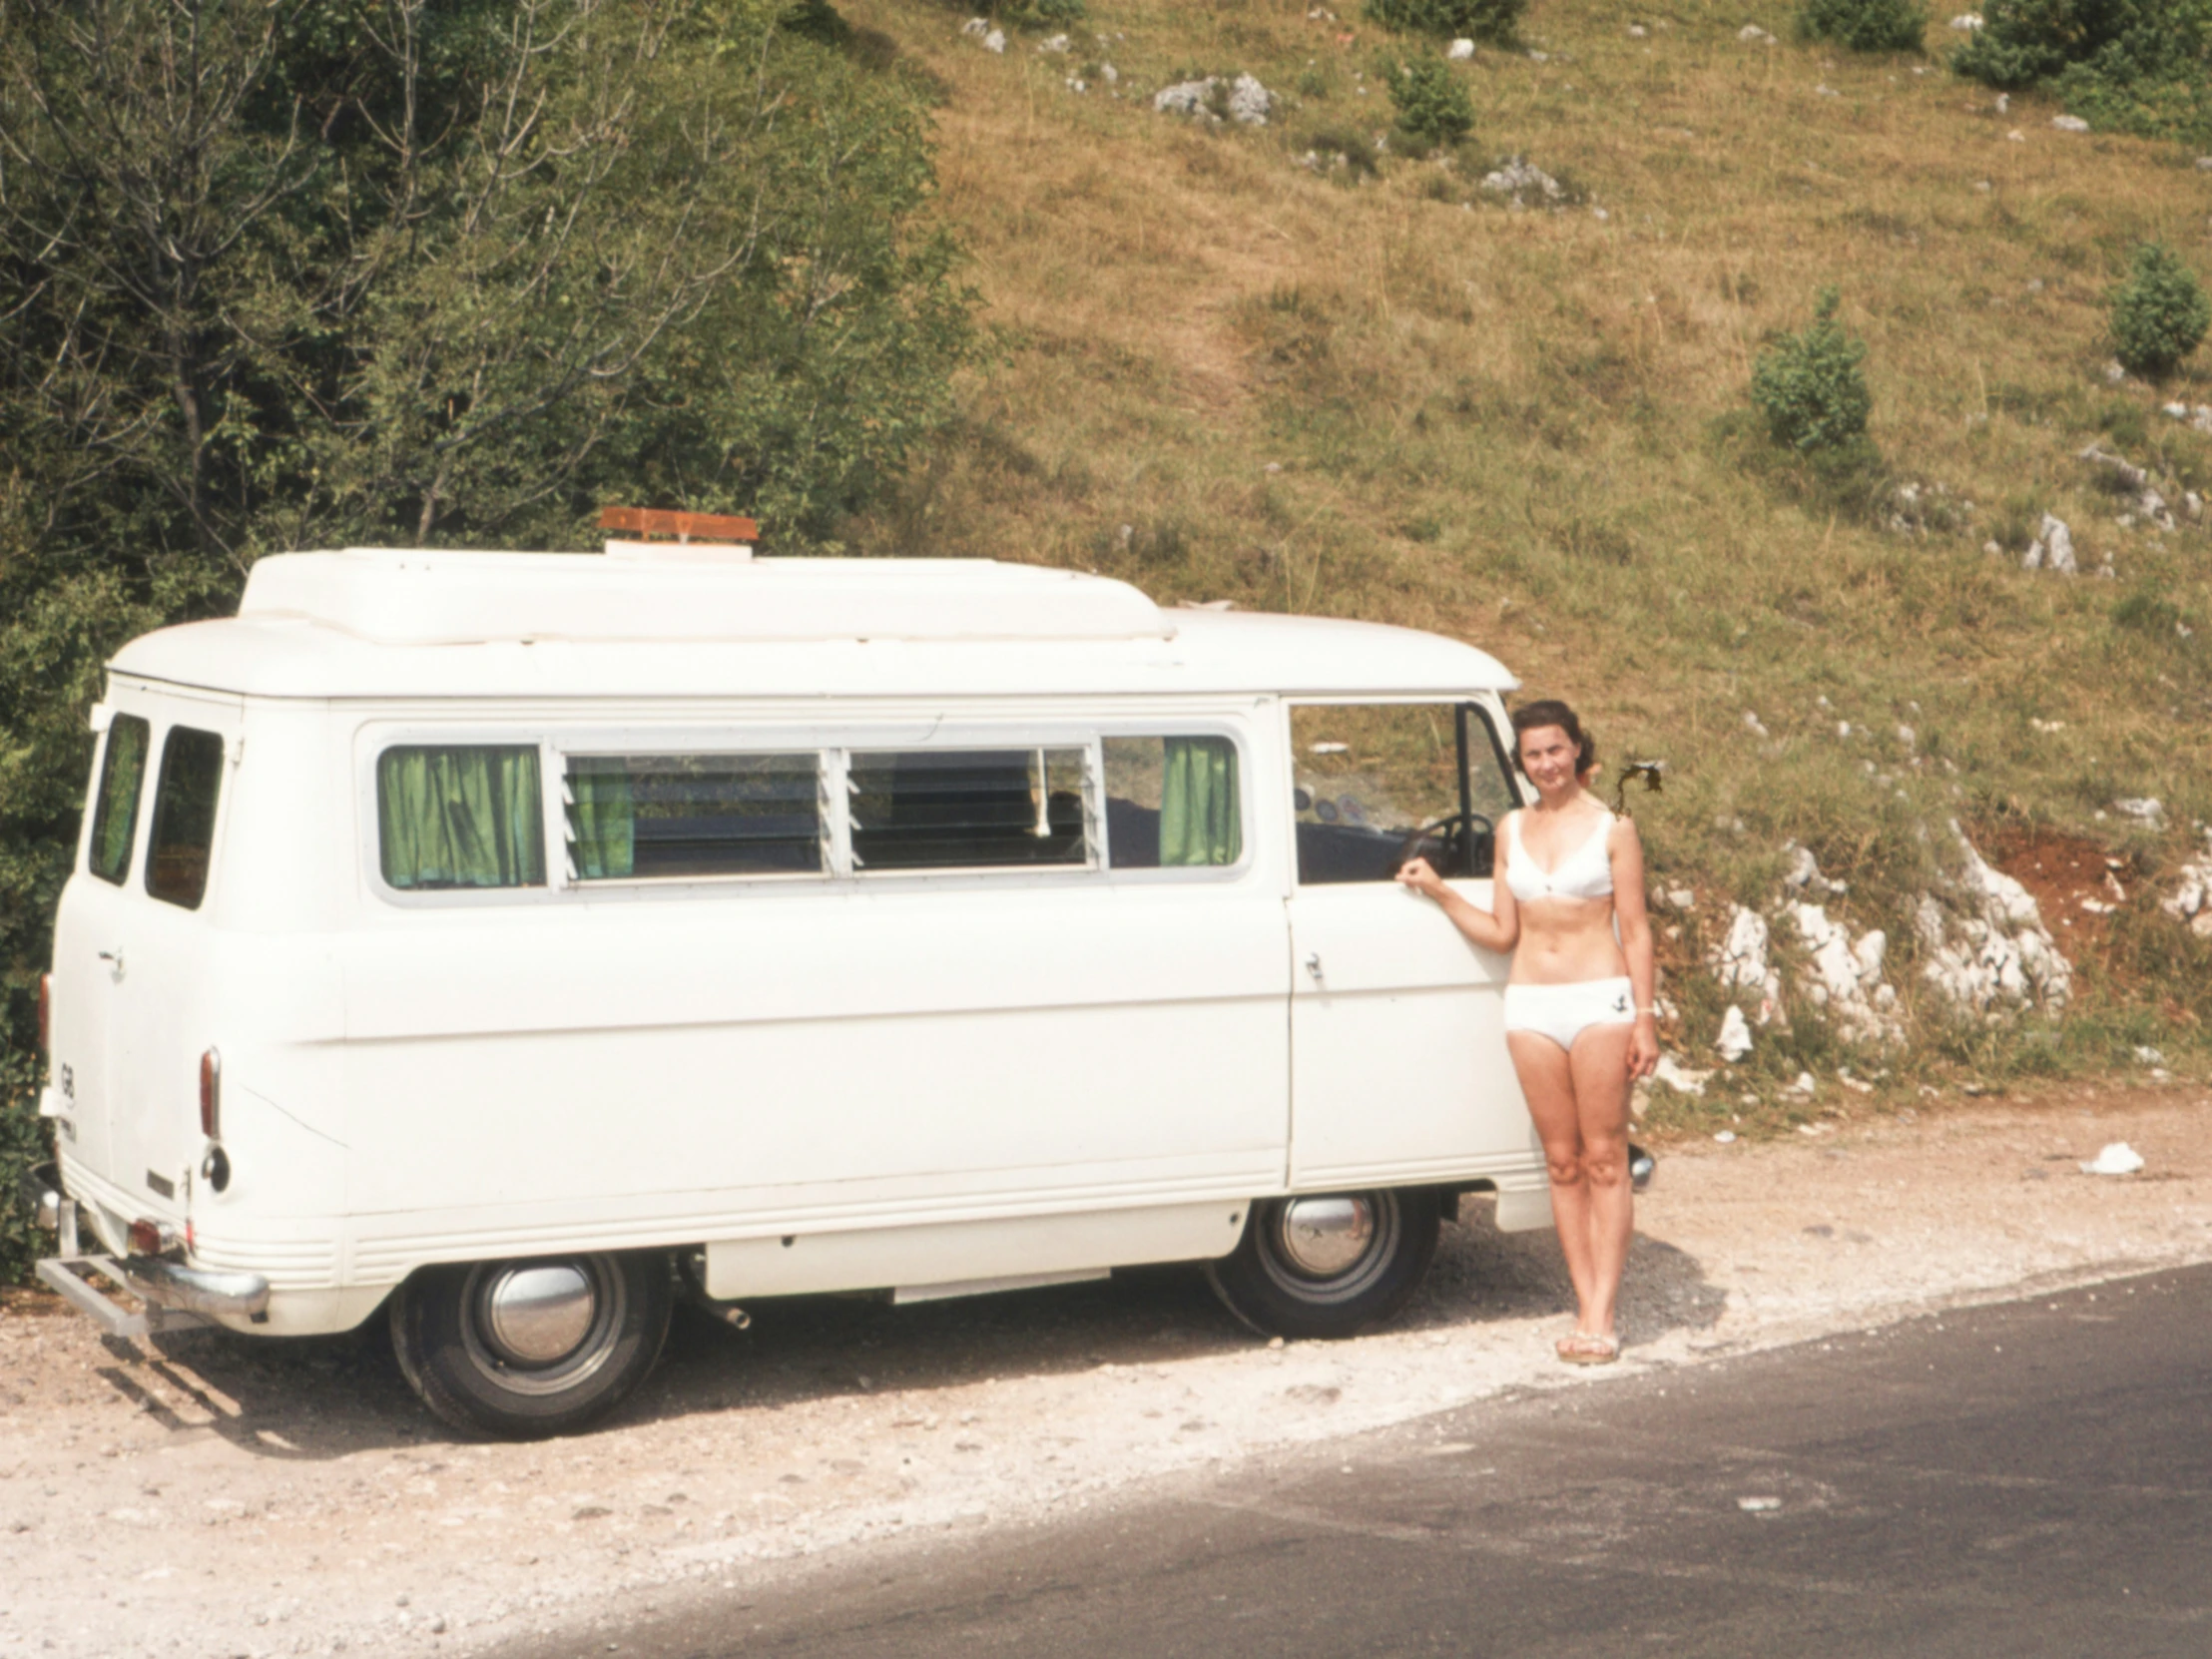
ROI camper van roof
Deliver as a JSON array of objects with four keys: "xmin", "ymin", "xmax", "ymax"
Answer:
[{"xmin": 110, "ymin": 547, "xmax": 1517, "ymax": 700}]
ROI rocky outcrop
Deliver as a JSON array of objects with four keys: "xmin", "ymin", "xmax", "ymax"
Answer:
[
  {"xmin": 2159, "ymin": 832, "xmax": 2212, "ymax": 938},
  {"xmin": 1153, "ymin": 74, "xmax": 1273, "ymax": 125},
  {"xmin": 1792, "ymin": 903, "xmax": 1903, "ymax": 1046},
  {"xmin": 1915, "ymin": 824, "xmax": 2072, "ymax": 1016},
  {"xmin": 2021, "ymin": 512, "xmax": 2076, "ymax": 573}
]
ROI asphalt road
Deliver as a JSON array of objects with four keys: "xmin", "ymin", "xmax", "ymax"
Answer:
[{"xmin": 530, "ymin": 1265, "xmax": 2212, "ymax": 1659}]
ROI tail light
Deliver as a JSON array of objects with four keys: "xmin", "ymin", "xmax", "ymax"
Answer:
[
  {"xmin": 199, "ymin": 1048, "xmax": 222, "ymax": 1139},
  {"xmin": 129, "ymin": 1218, "xmax": 165, "ymax": 1257},
  {"xmin": 38, "ymin": 973, "xmax": 51, "ymax": 1055}
]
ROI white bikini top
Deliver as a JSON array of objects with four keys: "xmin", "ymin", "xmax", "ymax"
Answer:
[{"xmin": 1503, "ymin": 809, "xmax": 1615, "ymax": 904}]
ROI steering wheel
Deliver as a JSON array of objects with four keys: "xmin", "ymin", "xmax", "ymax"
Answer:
[{"xmin": 1393, "ymin": 811, "xmax": 1495, "ymax": 879}]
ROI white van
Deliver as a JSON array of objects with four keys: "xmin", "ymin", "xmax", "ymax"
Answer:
[{"xmin": 23, "ymin": 543, "xmax": 1549, "ymax": 1436}]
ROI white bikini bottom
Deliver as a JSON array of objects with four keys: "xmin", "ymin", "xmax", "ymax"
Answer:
[{"xmin": 1502, "ymin": 976, "xmax": 1634, "ymax": 1052}]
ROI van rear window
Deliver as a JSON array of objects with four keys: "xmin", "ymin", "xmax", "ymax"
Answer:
[
  {"xmin": 147, "ymin": 726, "xmax": 226, "ymax": 908},
  {"xmin": 88, "ymin": 715, "xmax": 151, "ymax": 884},
  {"xmin": 1101, "ymin": 737, "xmax": 1242, "ymax": 868},
  {"xmin": 563, "ymin": 754, "xmax": 823, "ymax": 880},
  {"xmin": 378, "ymin": 746, "xmax": 545, "ymax": 890},
  {"xmin": 849, "ymin": 749, "xmax": 1090, "ymax": 871}
]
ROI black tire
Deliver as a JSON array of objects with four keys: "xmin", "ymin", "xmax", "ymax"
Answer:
[
  {"xmin": 1205, "ymin": 1188, "xmax": 1440, "ymax": 1341},
  {"xmin": 389, "ymin": 1251, "xmax": 672, "ymax": 1439}
]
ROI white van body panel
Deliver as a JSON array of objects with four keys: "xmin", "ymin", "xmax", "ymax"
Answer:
[{"xmin": 47, "ymin": 550, "xmax": 1547, "ymax": 1338}]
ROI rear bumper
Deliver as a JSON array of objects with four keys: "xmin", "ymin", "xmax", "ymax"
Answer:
[{"xmin": 20, "ymin": 1161, "xmax": 270, "ymax": 1335}]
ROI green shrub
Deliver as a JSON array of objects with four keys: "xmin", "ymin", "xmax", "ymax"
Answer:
[
  {"xmin": 1386, "ymin": 55, "xmax": 1475, "ymax": 149},
  {"xmin": 1799, "ymin": 0, "xmax": 1928, "ymax": 52},
  {"xmin": 1954, "ymin": 0, "xmax": 2212, "ymax": 142},
  {"xmin": 1364, "ymin": 0, "xmax": 1524, "ymax": 46},
  {"xmin": 1751, "ymin": 288, "xmax": 1875, "ymax": 451},
  {"xmin": 2109, "ymin": 244, "xmax": 2212, "ymax": 376}
]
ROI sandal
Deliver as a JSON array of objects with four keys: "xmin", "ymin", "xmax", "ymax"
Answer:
[{"xmin": 1557, "ymin": 1332, "xmax": 1621, "ymax": 1366}]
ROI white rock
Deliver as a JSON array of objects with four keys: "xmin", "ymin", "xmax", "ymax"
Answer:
[
  {"xmin": 1712, "ymin": 905, "xmax": 1771, "ymax": 992},
  {"xmin": 2113, "ymin": 797, "xmax": 2163, "ymax": 825},
  {"xmin": 1739, "ymin": 24, "xmax": 1776, "ymax": 43},
  {"xmin": 2006, "ymin": 129, "xmax": 2025, "ymax": 142},
  {"xmin": 2021, "ymin": 512, "xmax": 2076, "ymax": 573},
  {"xmin": 2133, "ymin": 1045, "xmax": 2166, "ymax": 1066},
  {"xmin": 1790, "ymin": 1070, "xmax": 1817, "ymax": 1096},
  {"xmin": 2103, "ymin": 358, "xmax": 2129, "ymax": 384},
  {"xmin": 1794, "ymin": 903, "xmax": 1905, "ymax": 1046},
  {"xmin": 960, "ymin": 16, "xmax": 988, "ymax": 36},
  {"xmin": 983, "ymin": 27, "xmax": 1006, "ymax": 53},
  {"xmin": 1996, "ymin": 93, "xmax": 2009, "ymax": 113},
  {"xmin": 1100, "ymin": 63, "xmax": 1118, "ymax": 83},
  {"xmin": 1714, "ymin": 1129, "xmax": 1738, "ymax": 1144},
  {"xmin": 1481, "ymin": 157, "xmax": 1565, "ymax": 203},
  {"xmin": 2079, "ymin": 1141, "xmax": 2144, "ymax": 1176},
  {"xmin": 1154, "ymin": 78, "xmax": 1218, "ymax": 116},
  {"xmin": 1948, "ymin": 10, "xmax": 1983, "ymax": 27},
  {"xmin": 1816, "ymin": 84, "xmax": 1839, "ymax": 97},
  {"xmin": 1666, "ymin": 886, "xmax": 1697, "ymax": 910},
  {"xmin": 1628, "ymin": 24, "xmax": 1648, "ymax": 37},
  {"xmin": 2051, "ymin": 114, "xmax": 2090, "ymax": 133},
  {"xmin": 1652, "ymin": 1055, "xmax": 1712, "ymax": 1095},
  {"xmin": 1227, "ymin": 73, "xmax": 1273, "ymax": 125},
  {"xmin": 1039, "ymin": 33, "xmax": 1070, "ymax": 52},
  {"xmin": 1447, "ymin": 37, "xmax": 1476, "ymax": 59},
  {"xmin": 1716, "ymin": 1005, "xmax": 1755, "ymax": 1062},
  {"xmin": 2160, "ymin": 831, "xmax": 2212, "ymax": 926},
  {"xmin": 1743, "ymin": 711, "xmax": 1771, "ymax": 739},
  {"xmin": 1915, "ymin": 823, "xmax": 2072, "ymax": 1016},
  {"xmin": 2199, "ymin": 157, "xmax": 2212, "ymax": 170}
]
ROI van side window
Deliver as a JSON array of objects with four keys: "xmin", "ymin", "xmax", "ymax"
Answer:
[
  {"xmin": 378, "ymin": 746, "xmax": 546, "ymax": 891},
  {"xmin": 1100, "ymin": 737, "xmax": 1242, "ymax": 868},
  {"xmin": 88, "ymin": 715, "xmax": 151, "ymax": 884},
  {"xmin": 849, "ymin": 749, "xmax": 1091, "ymax": 871},
  {"xmin": 1292, "ymin": 704, "xmax": 1511, "ymax": 884},
  {"xmin": 563, "ymin": 754, "xmax": 823, "ymax": 880},
  {"xmin": 146, "ymin": 726, "xmax": 226, "ymax": 908}
]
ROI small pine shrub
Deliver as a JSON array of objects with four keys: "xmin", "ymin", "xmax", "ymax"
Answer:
[
  {"xmin": 1751, "ymin": 288, "xmax": 1874, "ymax": 451},
  {"xmin": 2109, "ymin": 244, "xmax": 2211, "ymax": 377},
  {"xmin": 1954, "ymin": 0, "xmax": 2212, "ymax": 141},
  {"xmin": 1386, "ymin": 55, "xmax": 1474, "ymax": 149},
  {"xmin": 1364, "ymin": 0, "xmax": 1524, "ymax": 46},
  {"xmin": 1799, "ymin": 0, "xmax": 1928, "ymax": 53}
]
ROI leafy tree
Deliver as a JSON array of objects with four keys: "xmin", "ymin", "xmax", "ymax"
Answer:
[
  {"xmin": 0, "ymin": 0, "xmax": 973, "ymax": 1280},
  {"xmin": 1386, "ymin": 54, "xmax": 1474, "ymax": 148},
  {"xmin": 1799, "ymin": 0, "xmax": 1929, "ymax": 52},
  {"xmin": 1953, "ymin": 0, "xmax": 2212, "ymax": 141},
  {"xmin": 2110, "ymin": 243, "xmax": 2211, "ymax": 376},
  {"xmin": 1751, "ymin": 288, "xmax": 1874, "ymax": 451},
  {"xmin": 1364, "ymin": 0, "xmax": 1524, "ymax": 47}
]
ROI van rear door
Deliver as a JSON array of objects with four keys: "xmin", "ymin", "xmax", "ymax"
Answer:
[{"xmin": 104, "ymin": 697, "xmax": 243, "ymax": 1224}]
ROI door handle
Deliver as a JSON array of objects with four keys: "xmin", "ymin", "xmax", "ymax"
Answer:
[
  {"xmin": 1305, "ymin": 951, "xmax": 1324, "ymax": 983},
  {"xmin": 98, "ymin": 949, "xmax": 124, "ymax": 981}
]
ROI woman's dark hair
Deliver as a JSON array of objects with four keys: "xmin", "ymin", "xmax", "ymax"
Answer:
[{"xmin": 1510, "ymin": 699, "xmax": 1597, "ymax": 779}]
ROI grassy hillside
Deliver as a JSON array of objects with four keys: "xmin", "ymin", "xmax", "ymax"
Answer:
[{"xmin": 836, "ymin": 0, "xmax": 2212, "ymax": 1113}]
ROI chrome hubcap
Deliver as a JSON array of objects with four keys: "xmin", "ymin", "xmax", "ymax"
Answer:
[
  {"xmin": 483, "ymin": 1264, "xmax": 596, "ymax": 1365},
  {"xmin": 1277, "ymin": 1196, "xmax": 1377, "ymax": 1278}
]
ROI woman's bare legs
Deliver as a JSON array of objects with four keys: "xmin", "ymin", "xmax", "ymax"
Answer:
[{"xmin": 1508, "ymin": 1024, "xmax": 1635, "ymax": 1339}]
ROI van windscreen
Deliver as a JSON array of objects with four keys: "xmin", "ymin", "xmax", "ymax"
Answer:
[
  {"xmin": 147, "ymin": 726, "xmax": 226, "ymax": 908},
  {"xmin": 88, "ymin": 715, "xmax": 151, "ymax": 885},
  {"xmin": 377, "ymin": 746, "xmax": 546, "ymax": 890}
]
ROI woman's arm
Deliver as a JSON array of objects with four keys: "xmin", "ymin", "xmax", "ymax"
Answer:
[
  {"xmin": 1610, "ymin": 819, "xmax": 1660, "ymax": 1080},
  {"xmin": 1396, "ymin": 846, "xmax": 1518, "ymax": 955}
]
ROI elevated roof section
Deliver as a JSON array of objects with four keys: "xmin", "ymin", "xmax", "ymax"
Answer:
[
  {"xmin": 111, "ymin": 548, "xmax": 1517, "ymax": 702},
  {"xmin": 239, "ymin": 548, "xmax": 1172, "ymax": 645}
]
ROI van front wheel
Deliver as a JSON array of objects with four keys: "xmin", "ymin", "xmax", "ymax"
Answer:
[
  {"xmin": 1206, "ymin": 1188, "xmax": 1439, "ymax": 1341},
  {"xmin": 390, "ymin": 1251, "xmax": 672, "ymax": 1438}
]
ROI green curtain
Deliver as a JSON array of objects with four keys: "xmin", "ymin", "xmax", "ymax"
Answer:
[
  {"xmin": 1160, "ymin": 737, "xmax": 1241, "ymax": 866},
  {"xmin": 377, "ymin": 746, "xmax": 546, "ymax": 889},
  {"xmin": 568, "ymin": 760, "xmax": 636, "ymax": 879}
]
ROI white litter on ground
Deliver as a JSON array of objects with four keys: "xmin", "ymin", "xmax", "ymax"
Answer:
[{"xmin": 2080, "ymin": 1142, "xmax": 2145, "ymax": 1176}]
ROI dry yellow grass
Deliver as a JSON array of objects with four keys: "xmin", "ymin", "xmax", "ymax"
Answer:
[{"xmin": 838, "ymin": 0, "xmax": 2212, "ymax": 1072}]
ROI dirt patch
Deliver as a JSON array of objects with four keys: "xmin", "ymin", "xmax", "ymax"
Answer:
[
  {"xmin": 2, "ymin": 1082, "xmax": 2208, "ymax": 1659},
  {"xmin": 1979, "ymin": 823, "xmax": 2131, "ymax": 961}
]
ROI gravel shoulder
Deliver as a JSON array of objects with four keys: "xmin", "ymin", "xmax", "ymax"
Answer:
[{"xmin": 2, "ymin": 1084, "xmax": 2206, "ymax": 1658}]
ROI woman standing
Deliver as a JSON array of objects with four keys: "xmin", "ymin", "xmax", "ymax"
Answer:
[{"xmin": 1396, "ymin": 700, "xmax": 1658, "ymax": 1364}]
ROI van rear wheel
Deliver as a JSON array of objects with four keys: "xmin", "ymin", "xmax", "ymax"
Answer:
[
  {"xmin": 390, "ymin": 1251, "xmax": 671, "ymax": 1438},
  {"xmin": 1205, "ymin": 1188, "xmax": 1439, "ymax": 1341}
]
